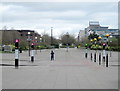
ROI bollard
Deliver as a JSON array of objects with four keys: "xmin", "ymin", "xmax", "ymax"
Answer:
[
  {"xmin": 91, "ymin": 53, "xmax": 92, "ymax": 61},
  {"xmin": 31, "ymin": 56, "xmax": 34, "ymax": 62},
  {"xmin": 106, "ymin": 53, "xmax": 108, "ymax": 67},
  {"xmin": 99, "ymin": 53, "xmax": 101, "ymax": 65},
  {"xmin": 85, "ymin": 53, "xmax": 87, "ymax": 58},
  {"xmin": 85, "ymin": 48, "xmax": 88, "ymax": 58},
  {"xmin": 31, "ymin": 50, "xmax": 34, "ymax": 62},
  {"xmin": 94, "ymin": 53, "xmax": 96, "ymax": 62},
  {"xmin": 102, "ymin": 50, "xmax": 106, "ymax": 63}
]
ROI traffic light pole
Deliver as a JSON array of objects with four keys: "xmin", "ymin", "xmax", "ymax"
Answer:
[
  {"xmin": 15, "ymin": 39, "xmax": 19, "ymax": 69},
  {"xmin": 31, "ymin": 43, "xmax": 35, "ymax": 62}
]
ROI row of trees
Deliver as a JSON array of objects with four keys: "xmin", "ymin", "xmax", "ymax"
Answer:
[
  {"xmin": 1, "ymin": 30, "xmax": 119, "ymax": 51},
  {"xmin": 18, "ymin": 33, "xmax": 77, "ymax": 50}
]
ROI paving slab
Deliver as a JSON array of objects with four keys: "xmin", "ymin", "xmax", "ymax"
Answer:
[{"xmin": 1, "ymin": 48, "xmax": 119, "ymax": 89}]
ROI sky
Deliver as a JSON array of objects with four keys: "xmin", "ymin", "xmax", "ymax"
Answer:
[{"xmin": 0, "ymin": 2, "xmax": 118, "ymax": 38}]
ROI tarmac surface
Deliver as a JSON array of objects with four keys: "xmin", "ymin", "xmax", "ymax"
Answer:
[{"xmin": 1, "ymin": 48, "xmax": 119, "ymax": 89}]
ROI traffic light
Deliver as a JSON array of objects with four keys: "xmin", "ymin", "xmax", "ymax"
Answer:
[
  {"xmin": 31, "ymin": 43, "xmax": 34, "ymax": 49},
  {"xmin": 15, "ymin": 39, "xmax": 19, "ymax": 49}
]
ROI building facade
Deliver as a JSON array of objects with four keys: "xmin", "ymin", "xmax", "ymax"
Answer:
[
  {"xmin": 78, "ymin": 30, "xmax": 86, "ymax": 42},
  {"xmin": 85, "ymin": 21, "xmax": 119, "ymax": 37},
  {"xmin": 0, "ymin": 30, "xmax": 41, "ymax": 45}
]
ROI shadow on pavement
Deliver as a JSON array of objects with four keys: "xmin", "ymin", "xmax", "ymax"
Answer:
[{"xmin": 0, "ymin": 64, "xmax": 38, "ymax": 66}]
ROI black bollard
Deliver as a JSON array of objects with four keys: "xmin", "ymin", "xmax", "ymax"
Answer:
[
  {"xmin": 15, "ymin": 58, "xmax": 19, "ymax": 68},
  {"xmin": 106, "ymin": 53, "xmax": 108, "ymax": 67},
  {"xmin": 85, "ymin": 53, "xmax": 87, "ymax": 58},
  {"xmin": 31, "ymin": 56, "xmax": 34, "ymax": 62},
  {"xmin": 99, "ymin": 53, "xmax": 101, "ymax": 65},
  {"xmin": 94, "ymin": 53, "xmax": 96, "ymax": 62},
  {"xmin": 91, "ymin": 53, "xmax": 92, "ymax": 61}
]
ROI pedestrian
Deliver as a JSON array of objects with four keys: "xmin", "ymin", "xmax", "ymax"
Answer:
[{"xmin": 50, "ymin": 50, "xmax": 54, "ymax": 61}]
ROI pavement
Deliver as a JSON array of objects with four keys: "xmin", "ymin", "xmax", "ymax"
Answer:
[{"xmin": 1, "ymin": 48, "xmax": 119, "ymax": 89}]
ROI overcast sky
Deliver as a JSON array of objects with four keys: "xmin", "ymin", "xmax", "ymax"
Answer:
[{"xmin": 0, "ymin": 2, "xmax": 118, "ymax": 38}]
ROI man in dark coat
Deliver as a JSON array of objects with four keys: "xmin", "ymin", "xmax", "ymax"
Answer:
[{"xmin": 51, "ymin": 50, "xmax": 54, "ymax": 61}]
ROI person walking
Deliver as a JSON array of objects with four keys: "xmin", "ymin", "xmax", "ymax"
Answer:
[{"xmin": 51, "ymin": 50, "xmax": 54, "ymax": 61}]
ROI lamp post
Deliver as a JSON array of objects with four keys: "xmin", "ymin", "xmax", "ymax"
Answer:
[
  {"xmin": 109, "ymin": 35, "xmax": 112, "ymax": 57},
  {"xmin": 51, "ymin": 27, "xmax": 53, "ymax": 46},
  {"xmin": 90, "ymin": 39, "xmax": 93, "ymax": 60},
  {"xmin": 35, "ymin": 36, "xmax": 38, "ymax": 54},
  {"xmin": 27, "ymin": 32, "xmax": 31, "ymax": 56},
  {"xmin": 40, "ymin": 37, "xmax": 42, "ymax": 52},
  {"xmin": 98, "ymin": 36, "xmax": 102, "ymax": 44},
  {"xmin": 106, "ymin": 34, "xmax": 109, "ymax": 47},
  {"xmin": 90, "ymin": 39, "xmax": 93, "ymax": 48},
  {"xmin": 98, "ymin": 36, "xmax": 102, "ymax": 65},
  {"xmin": 66, "ymin": 32, "xmax": 69, "ymax": 52},
  {"xmin": 105, "ymin": 33, "xmax": 109, "ymax": 67},
  {"xmin": 94, "ymin": 38, "xmax": 97, "ymax": 62}
]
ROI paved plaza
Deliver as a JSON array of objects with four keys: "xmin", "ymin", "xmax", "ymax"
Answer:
[{"xmin": 1, "ymin": 48, "xmax": 119, "ymax": 89}]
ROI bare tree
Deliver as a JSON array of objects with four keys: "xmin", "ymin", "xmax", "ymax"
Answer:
[{"xmin": 60, "ymin": 33, "xmax": 76, "ymax": 46}]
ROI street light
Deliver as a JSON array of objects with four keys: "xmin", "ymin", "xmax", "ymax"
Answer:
[
  {"xmin": 90, "ymin": 39, "xmax": 93, "ymax": 60},
  {"xmin": 35, "ymin": 36, "xmax": 38, "ymax": 54},
  {"xmin": 40, "ymin": 37, "xmax": 42, "ymax": 52},
  {"xmin": 90, "ymin": 39, "xmax": 93, "ymax": 42},
  {"xmin": 98, "ymin": 36, "xmax": 102, "ymax": 45},
  {"xmin": 51, "ymin": 27, "xmax": 53, "ymax": 46},
  {"xmin": 109, "ymin": 35, "xmax": 113, "ymax": 57},
  {"xmin": 104, "ymin": 33, "xmax": 109, "ymax": 67},
  {"xmin": 98, "ymin": 36, "xmax": 102, "ymax": 40},
  {"xmin": 90, "ymin": 39, "xmax": 93, "ymax": 48},
  {"xmin": 66, "ymin": 32, "xmax": 69, "ymax": 52},
  {"xmin": 94, "ymin": 38, "xmax": 97, "ymax": 62},
  {"xmin": 106, "ymin": 33, "xmax": 109, "ymax": 48},
  {"xmin": 27, "ymin": 32, "xmax": 31, "ymax": 56}
]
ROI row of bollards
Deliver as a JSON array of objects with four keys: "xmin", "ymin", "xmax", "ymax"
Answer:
[
  {"xmin": 15, "ymin": 40, "xmax": 35, "ymax": 69},
  {"xmin": 85, "ymin": 51, "xmax": 109, "ymax": 67}
]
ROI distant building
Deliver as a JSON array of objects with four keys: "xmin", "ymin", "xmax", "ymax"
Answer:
[
  {"xmin": 85, "ymin": 21, "xmax": 119, "ymax": 37},
  {"xmin": 0, "ymin": 30, "xmax": 20, "ymax": 45},
  {"xmin": 85, "ymin": 21, "xmax": 109, "ymax": 36},
  {"xmin": 17, "ymin": 30, "xmax": 41, "ymax": 43},
  {"xmin": 0, "ymin": 30, "xmax": 41, "ymax": 45},
  {"xmin": 78, "ymin": 30, "xmax": 86, "ymax": 42},
  {"xmin": 106, "ymin": 29, "xmax": 119, "ymax": 37}
]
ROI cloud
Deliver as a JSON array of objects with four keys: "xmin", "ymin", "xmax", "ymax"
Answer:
[{"xmin": 0, "ymin": 2, "xmax": 118, "ymax": 37}]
